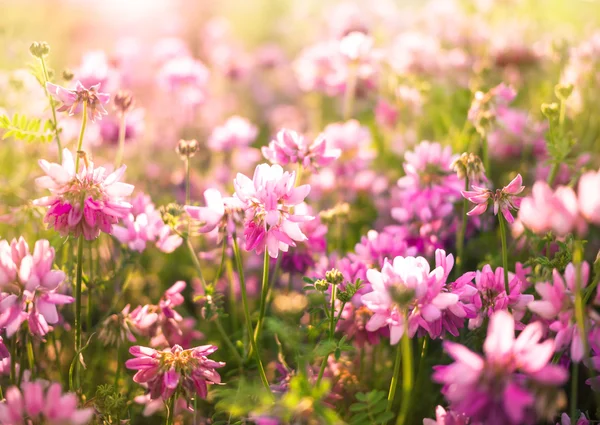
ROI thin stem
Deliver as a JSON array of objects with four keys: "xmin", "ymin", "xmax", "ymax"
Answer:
[
  {"xmin": 316, "ymin": 284, "xmax": 338, "ymax": 386},
  {"xmin": 215, "ymin": 317, "xmax": 243, "ymax": 366},
  {"xmin": 39, "ymin": 56, "xmax": 62, "ymax": 162},
  {"xmin": 50, "ymin": 333, "xmax": 63, "ymax": 385},
  {"xmin": 27, "ymin": 336, "xmax": 35, "ymax": 377},
  {"xmin": 225, "ymin": 256, "xmax": 238, "ymax": 331},
  {"xmin": 481, "ymin": 133, "xmax": 490, "ymax": 176},
  {"xmin": 498, "ymin": 213, "xmax": 510, "ymax": 294},
  {"xmin": 547, "ymin": 164, "xmax": 559, "ymax": 186},
  {"xmin": 396, "ymin": 329, "xmax": 413, "ymax": 425},
  {"xmin": 232, "ymin": 235, "xmax": 271, "ymax": 394},
  {"xmin": 570, "ymin": 361, "xmax": 578, "ymax": 421},
  {"xmin": 250, "ymin": 251, "xmax": 270, "ymax": 356},
  {"xmin": 456, "ymin": 176, "xmax": 470, "ymax": 276},
  {"xmin": 74, "ymin": 102, "xmax": 88, "ymax": 172},
  {"xmin": 114, "ymin": 345, "xmax": 121, "ymax": 387},
  {"xmin": 166, "ymin": 395, "xmax": 175, "ymax": 425},
  {"xmin": 87, "ymin": 243, "xmax": 93, "ymax": 332},
  {"xmin": 74, "ymin": 236, "xmax": 85, "ymax": 385},
  {"xmin": 386, "ymin": 341, "xmax": 402, "ymax": 413},
  {"xmin": 115, "ymin": 113, "xmax": 127, "ymax": 168},
  {"xmin": 185, "ymin": 157, "xmax": 191, "ymax": 206}
]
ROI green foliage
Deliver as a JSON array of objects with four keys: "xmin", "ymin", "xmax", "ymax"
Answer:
[
  {"xmin": 349, "ymin": 390, "xmax": 394, "ymax": 425},
  {"xmin": 94, "ymin": 384, "xmax": 128, "ymax": 424},
  {"xmin": 0, "ymin": 113, "xmax": 54, "ymax": 143}
]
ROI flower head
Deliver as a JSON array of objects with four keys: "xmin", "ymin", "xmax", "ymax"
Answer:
[
  {"xmin": 0, "ymin": 380, "xmax": 93, "ymax": 425},
  {"xmin": 208, "ymin": 116, "xmax": 258, "ymax": 151},
  {"xmin": 262, "ymin": 129, "xmax": 341, "ymax": 172},
  {"xmin": 46, "ymin": 81, "xmax": 110, "ymax": 122},
  {"xmin": 234, "ymin": 164, "xmax": 312, "ymax": 258},
  {"xmin": 34, "ymin": 149, "xmax": 134, "ymax": 240},
  {"xmin": 462, "ymin": 174, "xmax": 524, "ymax": 223},
  {"xmin": 185, "ymin": 188, "xmax": 245, "ymax": 236},
  {"xmin": 126, "ymin": 344, "xmax": 225, "ymax": 401}
]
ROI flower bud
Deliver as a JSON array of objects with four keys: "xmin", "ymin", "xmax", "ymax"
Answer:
[
  {"xmin": 541, "ymin": 102, "xmax": 560, "ymax": 120},
  {"xmin": 325, "ymin": 268, "xmax": 344, "ymax": 286},
  {"xmin": 114, "ymin": 90, "xmax": 134, "ymax": 116},
  {"xmin": 314, "ymin": 279, "xmax": 329, "ymax": 292},
  {"xmin": 29, "ymin": 41, "xmax": 50, "ymax": 58},
  {"xmin": 337, "ymin": 291, "xmax": 352, "ymax": 303},
  {"xmin": 62, "ymin": 69, "xmax": 74, "ymax": 82},
  {"xmin": 451, "ymin": 152, "xmax": 486, "ymax": 183},
  {"xmin": 554, "ymin": 83, "xmax": 573, "ymax": 101},
  {"xmin": 176, "ymin": 139, "xmax": 200, "ymax": 158}
]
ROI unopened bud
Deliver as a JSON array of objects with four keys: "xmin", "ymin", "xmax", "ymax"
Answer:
[
  {"xmin": 314, "ymin": 279, "xmax": 329, "ymax": 292},
  {"xmin": 541, "ymin": 102, "xmax": 560, "ymax": 120},
  {"xmin": 62, "ymin": 69, "xmax": 74, "ymax": 82},
  {"xmin": 451, "ymin": 152, "xmax": 486, "ymax": 183},
  {"xmin": 337, "ymin": 291, "xmax": 352, "ymax": 303},
  {"xmin": 325, "ymin": 269, "xmax": 344, "ymax": 286},
  {"xmin": 176, "ymin": 139, "xmax": 200, "ymax": 158},
  {"xmin": 29, "ymin": 41, "xmax": 50, "ymax": 58},
  {"xmin": 554, "ymin": 83, "xmax": 573, "ymax": 101},
  {"xmin": 114, "ymin": 90, "xmax": 134, "ymax": 116}
]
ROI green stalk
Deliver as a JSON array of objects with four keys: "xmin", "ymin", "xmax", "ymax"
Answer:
[
  {"xmin": 74, "ymin": 102, "xmax": 88, "ymax": 171},
  {"xmin": 27, "ymin": 337, "xmax": 35, "ymax": 377},
  {"xmin": 215, "ymin": 316, "xmax": 243, "ymax": 366},
  {"xmin": 115, "ymin": 113, "xmax": 127, "ymax": 168},
  {"xmin": 456, "ymin": 176, "xmax": 470, "ymax": 276},
  {"xmin": 498, "ymin": 214, "xmax": 510, "ymax": 294},
  {"xmin": 232, "ymin": 235, "xmax": 271, "ymax": 394},
  {"xmin": 39, "ymin": 55, "xmax": 62, "ymax": 162},
  {"xmin": 185, "ymin": 157, "xmax": 191, "ymax": 206},
  {"xmin": 166, "ymin": 395, "xmax": 175, "ymax": 425},
  {"xmin": 396, "ymin": 330, "xmax": 413, "ymax": 425},
  {"xmin": 74, "ymin": 235, "xmax": 85, "ymax": 387},
  {"xmin": 249, "ymin": 251, "xmax": 270, "ymax": 357},
  {"xmin": 87, "ymin": 243, "xmax": 93, "ymax": 332},
  {"xmin": 114, "ymin": 345, "xmax": 121, "ymax": 387},
  {"xmin": 316, "ymin": 284, "xmax": 338, "ymax": 385},
  {"xmin": 481, "ymin": 134, "xmax": 490, "ymax": 176},
  {"xmin": 386, "ymin": 341, "xmax": 402, "ymax": 413}
]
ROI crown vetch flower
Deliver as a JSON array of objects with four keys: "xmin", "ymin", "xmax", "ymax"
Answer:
[
  {"xmin": 34, "ymin": 149, "xmax": 134, "ymax": 240},
  {"xmin": 126, "ymin": 344, "xmax": 225, "ymax": 401},
  {"xmin": 0, "ymin": 380, "xmax": 93, "ymax": 425},
  {"xmin": 423, "ymin": 405, "xmax": 473, "ymax": 425},
  {"xmin": 46, "ymin": 80, "xmax": 110, "ymax": 122},
  {"xmin": 433, "ymin": 311, "xmax": 568, "ymax": 425},
  {"xmin": 462, "ymin": 174, "xmax": 524, "ymax": 223},
  {"xmin": 234, "ymin": 164, "xmax": 312, "ymax": 258},
  {"xmin": 208, "ymin": 116, "xmax": 258, "ymax": 151},
  {"xmin": 0, "ymin": 238, "xmax": 73, "ymax": 337},
  {"xmin": 184, "ymin": 188, "xmax": 244, "ymax": 235},
  {"xmin": 361, "ymin": 249, "xmax": 459, "ymax": 344},
  {"xmin": 578, "ymin": 168, "xmax": 600, "ymax": 225},
  {"xmin": 261, "ymin": 129, "xmax": 341, "ymax": 172}
]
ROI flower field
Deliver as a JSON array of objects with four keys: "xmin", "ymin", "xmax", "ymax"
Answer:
[{"xmin": 1, "ymin": 0, "xmax": 600, "ymax": 424}]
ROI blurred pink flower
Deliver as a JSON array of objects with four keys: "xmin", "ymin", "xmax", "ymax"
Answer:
[
  {"xmin": 0, "ymin": 380, "xmax": 93, "ymax": 425},
  {"xmin": 339, "ymin": 31, "xmax": 373, "ymax": 61},
  {"xmin": 234, "ymin": 164, "xmax": 312, "ymax": 258},
  {"xmin": 262, "ymin": 129, "xmax": 341, "ymax": 172},
  {"xmin": 185, "ymin": 188, "xmax": 244, "ymax": 235},
  {"xmin": 126, "ymin": 344, "xmax": 225, "ymax": 401},
  {"xmin": 34, "ymin": 149, "xmax": 134, "ymax": 240},
  {"xmin": 46, "ymin": 81, "xmax": 110, "ymax": 123},
  {"xmin": 423, "ymin": 405, "xmax": 473, "ymax": 425},
  {"xmin": 578, "ymin": 169, "xmax": 600, "ymax": 225},
  {"xmin": 557, "ymin": 413, "xmax": 590, "ymax": 425},
  {"xmin": 208, "ymin": 116, "xmax": 258, "ymax": 151},
  {"xmin": 433, "ymin": 311, "xmax": 568, "ymax": 425},
  {"xmin": 462, "ymin": 174, "xmax": 524, "ymax": 223}
]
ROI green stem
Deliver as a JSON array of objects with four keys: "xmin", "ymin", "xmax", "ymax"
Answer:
[
  {"xmin": 316, "ymin": 284, "xmax": 338, "ymax": 386},
  {"xmin": 386, "ymin": 341, "xmax": 402, "ymax": 413},
  {"xmin": 250, "ymin": 251, "xmax": 270, "ymax": 356},
  {"xmin": 50, "ymin": 333, "xmax": 63, "ymax": 385},
  {"xmin": 232, "ymin": 235, "xmax": 271, "ymax": 394},
  {"xmin": 456, "ymin": 176, "xmax": 470, "ymax": 276},
  {"xmin": 27, "ymin": 336, "xmax": 35, "ymax": 377},
  {"xmin": 114, "ymin": 345, "xmax": 121, "ymax": 387},
  {"xmin": 498, "ymin": 213, "xmax": 510, "ymax": 294},
  {"xmin": 39, "ymin": 56, "xmax": 62, "ymax": 162},
  {"xmin": 185, "ymin": 157, "xmax": 191, "ymax": 206},
  {"xmin": 74, "ymin": 102, "xmax": 88, "ymax": 172},
  {"xmin": 115, "ymin": 113, "xmax": 126, "ymax": 168},
  {"xmin": 74, "ymin": 236, "xmax": 85, "ymax": 387},
  {"xmin": 570, "ymin": 361, "xmax": 578, "ymax": 421},
  {"xmin": 481, "ymin": 133, "xmax": 489, "ymax": 175},
  {"xmin": 396, "ymin": 329, "xmax": 413, "ymax": 425},
  {"xmin": 215, "ymin": 317, "xmax": 243, "ymax": 366},
  {"xmin": 225, "ymin": 256, "xmax": 238, "ymax": 331},
  {"xmin": 166, "ymin": 395, "xmax": 175, "ymax": 425},
  {"xmin": 87, "ymin": 243, "xmax": 93, "ymax": 332},
  {"xmin": 547, "ymin": 164, "xmax": 559, "ymax": 186}
]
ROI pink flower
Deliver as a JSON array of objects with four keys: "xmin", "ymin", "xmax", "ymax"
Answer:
[
  {"xmin": 339, "ymin": 31, "xmax": 373, "ymax": 61},
  {"xmin": 126, "ymin": 344, "xmax": 225, "ymax": 401},
  {"xmin": 557, "ymin": 413, "xmax": 590, "ymax": 425},
  {"xmin": 34, "ymin": 149, "xmax": 134, "ymax": 240},
  {"xmin": 261, "ymin": 129, "xmax": 341, "ymax": 172},
  {"xmin": 519, "ymin": 181, "xmax": 586, "ymax": 237},
  {"xmin": 423, "ymin": 405, "xmax": 473, "ymax": 425},
  {"xmin": 462, "ymin": 174, "xmax": 524, "ymax": 223},
  {"xmin": 185, "ymin": 188, "xmax": 244, "ymax": 235},
  {"xmin": 0, "ymin": 380, "xmax": 93, "ymax": 425},
  {"xmin": 528, "ymin": 262, "xmax": 595, "ymax": 362},
  {"xmin": 361, "ymin": 249, "xmax": 460, "ymax": 344},
  {"xmin": 433, "ymin": 311, "xmax": 568, "ymax": 425},
  {"xmin": 46, "ymin": 80, "xmax": 110, "ymax": 123},
  {"xmin": 234, "ymin": 164, "xmax": 312, "ymax": 258},
  {"xmin": 158, "ymin": 56, "xmax": 210, "ymax": 107},
  {"xmin": 208, "ymin": 116, "xmax": 258, "ymax": 151},
  {"xmin": 0, "ymin": 238, "xmax": 73, "ymax": 337},
  {"xmin": 112, "ymin": 193, "xmax": 182, "ymax": 253},
  {"xmin": 578, "ymin": 169, "xmax": 600, "ymax": 225}
]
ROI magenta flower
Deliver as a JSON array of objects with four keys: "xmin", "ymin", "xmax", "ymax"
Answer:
[
  {"xmin": 528, "ymin": 262, "xmax": 595, "ymax": 362},
  {"xmin": 0, "ymin": 380, "xmax": 93, "ymax": 425},
  {"xmin": 234, "ymin": 164, "xmax": 312, "ymax": 258},
  {"xmin": 468, "ymin": 264, "xmax": 533, "ymax": 330},
  {"xmin": 423, "ymin": 405, "xmax": 473, "ymax": 425},
  {"xmin": 126, "ymin": 344, "xmax": 225, "ymax": 400},
  {"xmin": 262, "ymin": 129, "xmax": 341, "ymax": 172},
  {"xmin": 208, "ymin": 116, "xmax": 258, "ymax": 151},
  {"xmin": 351, "ymin": 228, "xmax": 417, "ymax": 269},
  {"xmin": 519, "ymin": 181, "xmax": 586, "ymax": 237},
  {"xmin": 433, "ymin": 311, "xmax": 568, "ymax": 425},
  {"xmin": 557, "ymin": 413, "xmax": 590, "ymax": 425},
  {"xmin": 34, "ymin": 149, "xmax": 134, "ymax": 240},
  {"xmin": 462, "ymin": 174, "xmax": 524, "ymax": 223},
  {"xmin": 0, "ymin": 238, "xmax": 73, "ymax": 337},
  {"xmin": 112, "ymin": 193, "xmax": 182, "ymax": 253},
  {"xmin": 185, "ymin": 188, "xmax": 244, "ymax": 235},
  {"xmin": 361, "ymin": 250, "xmax": 460, "ymax": 344},
  {"xmin": 46, "ymin": 80, "xmax": 110, "ymax": 122}
]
